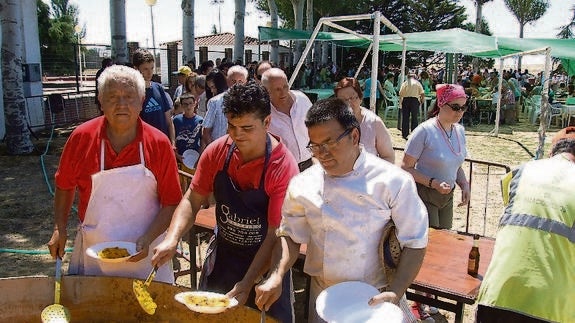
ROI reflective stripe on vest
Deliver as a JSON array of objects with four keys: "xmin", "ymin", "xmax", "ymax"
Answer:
[{"xmin": 500, "ymin": 212, "xmax": 575, "ymax": 243}]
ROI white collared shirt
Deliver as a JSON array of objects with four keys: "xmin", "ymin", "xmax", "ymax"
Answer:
[
  {"xmin": 269, "ymin": 90, "xmax": 313, "ymax": 163},
  {"xmin": 280, "ymin": 149, "xmax": 428, "ymax": 288}
]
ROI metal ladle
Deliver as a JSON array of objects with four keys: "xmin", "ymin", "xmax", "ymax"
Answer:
[{"xmin": 41, "ymin": 256, "xmax": 71, "ymax": 323}]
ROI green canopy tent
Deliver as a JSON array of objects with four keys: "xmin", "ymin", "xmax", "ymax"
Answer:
[{"xmin": 260, "ymin": 24, "xmax": 574, "ymax": 158}]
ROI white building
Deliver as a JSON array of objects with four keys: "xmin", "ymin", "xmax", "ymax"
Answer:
[{"xmin": 160, "ymin": 33, "xmax": 290, "ymax": 84}]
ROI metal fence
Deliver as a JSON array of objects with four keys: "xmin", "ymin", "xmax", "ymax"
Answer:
[{"xmin": 393, "ymin": 148, "xmax": 511, "ymax": 238}]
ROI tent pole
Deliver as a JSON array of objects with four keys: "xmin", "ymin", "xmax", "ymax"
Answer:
[
  {"xmin": 355, "ymin": 43, "xmax": 373, "ymax": 79},
  {"xmin": 535, "ymin": 47, "xmax": 552, "ymax": 160},
  {"xmin": 400, "ymin": 39, "xmax": 406, "ymax": 86},
  {"xmin": 492, "ymin": 58, "xmax": 504, "ymax": 136},
  {"xmin": 370, "ymin": 11, "xmax": 381, "ymax": 113},
  {"xmin": 288, "ymin": 18, "xmax": 325, "ymax": 88}
]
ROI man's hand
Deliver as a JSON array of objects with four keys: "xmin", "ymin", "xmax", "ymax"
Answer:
[
  {"xmin": 368, "ymin": 290, "xmax": 399, "ymax": 306},
  {"xmin": 254, "ymin": 274, "xmax": 283, "ymax": 311},
  {"xmin": 128, "ymin": 235, "xmax": 151, "ymax": 262},
  {"xmin": 226, "ymin": 279, "xmax": 253, "ymax": 306},
  {"xmin": 150, "ymin": 237, "xmax": 178, "ymax": 268},
  {"xmin": 47, "ymin": 228, "xmax": 67, "ymax": 259}
]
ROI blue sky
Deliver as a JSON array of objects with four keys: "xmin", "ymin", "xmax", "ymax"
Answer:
[{"xmin": 68, "ymin": 0, "xmax": 572, "ymax": 66}]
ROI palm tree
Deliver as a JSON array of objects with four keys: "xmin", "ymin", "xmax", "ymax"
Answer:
[
  {"xmin": 182, "ymin": 0, "xmax": 195, "ymax": 66},
  {"xmin": 503, "ymin": 0, "xmax": 550, "ymax": 70},
  {"xmin": 268, "ymin": 0, "xmax": 279, "ymax": 64},
  {"xmin": 1, "ymin": 0, "xmax": 35, "ymax": 154},
  {"xmin": 472, "ymin": 0, "xmax": 493, "ymax": 72},
  {"xmin": 233, "ymin": 0, "xmax": 246, "ymax": 64}
]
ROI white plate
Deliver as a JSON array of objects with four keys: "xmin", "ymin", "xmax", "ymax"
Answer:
[
  {"xmin": 182, "ymin": 149, "xmax": 199, "ymax": 169},
  {"xmin": 174, "ymin": 291, "xmax": 238, "ymax": 314},
  {"xmin": 316, "ymin": 281, "xmax": 403, "ymax": 323},
  {"xmin": 85, "ymin": 241, "xmax": 136, "ymax": 263}
]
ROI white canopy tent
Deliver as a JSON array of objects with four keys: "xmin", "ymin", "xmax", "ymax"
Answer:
[
  {"xmin": 287, "ymin": 12, "xmax": 406, "ymax": 112},
  {"xmin": 492, "ymin": 47, "xmax": 551, "ymax": 159}
]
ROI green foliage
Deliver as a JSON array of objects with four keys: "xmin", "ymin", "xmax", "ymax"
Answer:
[
  {"xmin": 503, "ymin": 0, "xmax": 549, "ymax": 31},
  {"xmin": 37, "ymin": 0, "xmax": 81, "ymax": 75},
  {"xmin": 557, "ymin": 5, "xmax": 575, "ymax": 39}
]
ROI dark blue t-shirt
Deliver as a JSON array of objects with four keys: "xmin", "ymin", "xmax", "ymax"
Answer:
[
  {"xmin": 173, "ymin": 114, "xmax": 203, "ymax": 155},
  {"xmin": 141, "ymin": 82, "xmax": 172, "ymax": 137}
]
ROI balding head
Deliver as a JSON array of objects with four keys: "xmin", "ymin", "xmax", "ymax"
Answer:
[{"xmin": 261, "ymin": 68, "xmax": 287, "ymax": 87}]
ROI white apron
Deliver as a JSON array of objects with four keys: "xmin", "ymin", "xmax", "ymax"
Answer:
[{"xmin": 68, "ymin": 141, "xmax": 173, "ymax": 283}]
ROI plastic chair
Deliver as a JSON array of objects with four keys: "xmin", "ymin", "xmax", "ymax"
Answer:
[
  {"xmin": 383, "ymin": 94, "xmax": 399, "ymax": 121},
  {"xmin": 547, "ymin": 104, "xmax": 563, "ymax": 127}
]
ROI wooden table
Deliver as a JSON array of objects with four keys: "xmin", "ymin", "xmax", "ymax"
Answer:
[
  {"xmin": 188, "ymin": 209, "xmax": 494, "ymax": 323},
  {"xmin": 407, "ymin": 229, "xmax": 494, "ymax": 323}
]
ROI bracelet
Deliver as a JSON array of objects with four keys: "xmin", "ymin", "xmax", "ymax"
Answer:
[{"xmin": 428, "ymin": 177, "xmax": 435, "ymax": 188}]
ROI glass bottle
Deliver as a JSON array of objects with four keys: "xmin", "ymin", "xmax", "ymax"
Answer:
[{"xmin": 468, "ymin": 234, "xmax": 480, "ymax": 276}]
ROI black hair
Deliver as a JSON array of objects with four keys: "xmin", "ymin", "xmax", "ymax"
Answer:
[
  {"xmin": 205, "ymin": 69, "xmax": 228, "ymax": 100},
  {"xmin": 223, "ymin": 81, "xmax": 270, "ymax": 120},
  {"xmin": 132, "ymin": 49, "xmax": 154, "ymax": 68},
  {"xmin": 551, "ymin": 139, "xmax": 575, "ymax": 156},
  {"xmin": 305, "ymin": 98, "xmax": 360, "ymax": 138}
]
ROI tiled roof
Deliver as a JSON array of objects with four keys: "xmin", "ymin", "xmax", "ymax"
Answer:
[{"xmin": 174, "ymin": 33, "xmax": 262, "ymax": 46}]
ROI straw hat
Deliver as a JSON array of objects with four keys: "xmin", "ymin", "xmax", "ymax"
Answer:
[{"xmin": 379, "ymin": 219, "xmax": 402, "ymax": 285}]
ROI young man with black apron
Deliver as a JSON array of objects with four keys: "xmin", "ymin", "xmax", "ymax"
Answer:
[{"xmin": 152, "ymin": 82, "xmax": 299, "ymax": 323}]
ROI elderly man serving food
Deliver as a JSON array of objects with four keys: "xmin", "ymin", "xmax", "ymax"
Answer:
[{"xmin": 46, "ymin": 65, "xmax": 182, "ymax": 283}]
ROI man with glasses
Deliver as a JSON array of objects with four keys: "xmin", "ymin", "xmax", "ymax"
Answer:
[
  {"xmin": 255, "ymin": 98, "xmax": 428, "ymax": 322},
  {"xmin": 262, "ymin": 68, "xmax": 314, "ymax": 171}
]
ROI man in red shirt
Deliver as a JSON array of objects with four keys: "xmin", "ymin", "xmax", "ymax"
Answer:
[
  {"xmin": 47, "ymin": 65, "xmax": 182, "ymax": 284},
  {"xmin": 152, "ymin": 82, "xmax": 298, "ymax": 323}
]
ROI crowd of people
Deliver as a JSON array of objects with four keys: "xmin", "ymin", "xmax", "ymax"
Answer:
[{"xmin": 46, "ymin": 52, "xmax": 574, "ymax": 323}]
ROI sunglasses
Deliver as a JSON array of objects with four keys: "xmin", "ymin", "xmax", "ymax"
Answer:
[{"xmin": 446, "ymin": 103, "xmax": 467, "ymax": 112}]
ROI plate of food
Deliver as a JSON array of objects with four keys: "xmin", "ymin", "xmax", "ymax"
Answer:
[
  {"xmin": 174, "ymin": 291, "xmax": 238, "ymax": 314},
  {"xmin": 316, "ymin": 281, "xmax": 403, "ymax": 323},
  {"xmin": 86, "ymin": 241, "xmax": 137, "ymax": 263}
]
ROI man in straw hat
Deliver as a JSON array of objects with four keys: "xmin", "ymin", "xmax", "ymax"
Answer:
[
  {"xmin": 476, "ymin": 127, "xmax": 575, "ymax": 323},
  {"xmin": 255, "ymin": 98, "xmax": 428, "ymax": 322}
]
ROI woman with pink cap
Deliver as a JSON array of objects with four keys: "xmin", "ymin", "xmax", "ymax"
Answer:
[{"xmin": 401, "ymin": 84, "xmax": 471, "ymax": 230}]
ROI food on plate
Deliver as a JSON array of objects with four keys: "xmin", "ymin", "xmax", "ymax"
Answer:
[
  {"xmin": 183, "ymin": 294, "xmax": 230, "ymax": 307},
  {"xmin": 98, "ymin": 247, "xmax": 131, "ymax": 259}
]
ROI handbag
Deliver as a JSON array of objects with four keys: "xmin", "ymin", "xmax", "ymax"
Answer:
[{"xmin": 378, "ymin": 219, "xmax": 402, "ymax": 285}]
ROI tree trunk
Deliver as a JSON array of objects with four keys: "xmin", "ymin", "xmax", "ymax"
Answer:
[
  {"xmin": 268, "ymin": 0, "xmax": 279, "ymax": 64},
  {"xmin": 305, "ymin": 0, "xmax": 313, "ymax": 64},
  {"xmin": 182, "ymin": 0, "xmax": 195, "ymax": 67},
  {"xmin": 472, "ymin": 1, "xmax": 483, "ymax": 73},
  {"xmin": 110, "ymin": 0, "xmax": 128, "ymax": 64},
  {"xmin": 321, "ymin": 24, "xmax": 329, "ymax": 65},
  {"xmin": 291, "ymin": 0, "xmax": 304, "ymax": 66},
  {"xmin": 517, "ymin": 23, "xmax": 524, "ymax": 71},
  {"xmin": 1, "ymin": 0, "xmax": 34, "ymax": 154},
  {"xmin": 233, "ymin": 0, "xmax": 245, "ymax": 64}
]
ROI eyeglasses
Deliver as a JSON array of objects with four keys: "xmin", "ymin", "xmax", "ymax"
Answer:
[
  {"xmin": 306, "ymin": 128, "xmax": 353, "ymax": 154},
  {"xmin": 446, "ymin": 103, "xmax": 467, "ymax": 112}
]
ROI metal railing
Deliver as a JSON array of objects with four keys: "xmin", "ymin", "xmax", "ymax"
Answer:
[
  {"xmin": 24, "ymin": 90, "xmax": 99, "ymax": 133},
  {"xmin": 393, "ymin": 147, "xmax": 511, "ymax": 238}
]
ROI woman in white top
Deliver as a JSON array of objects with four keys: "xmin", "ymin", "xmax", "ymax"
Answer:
[
  {"xmin": 334, "ymin": 77, "xmax": 395, "ymax": 163},
  {"xmin": 401, "ymin": 84, "xmax": 471, "ymax": 229}
]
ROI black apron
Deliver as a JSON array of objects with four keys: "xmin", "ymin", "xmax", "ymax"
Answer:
[{"xmin": 206, "ymin": 135, "xmax": 293, "ymax": 323}]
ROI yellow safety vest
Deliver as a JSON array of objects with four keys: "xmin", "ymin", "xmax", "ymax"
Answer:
[{"xmin": 478, "ymin": 155, "xmax": 575, "ymax": 322}]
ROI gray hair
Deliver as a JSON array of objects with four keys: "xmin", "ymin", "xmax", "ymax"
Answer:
[
  {"xmin": 97, "ymin": 65, "xmax": 145, "ymax": 99},
  {"xmin": 261, "ymin": 67, "xmax": 287, "ymax": 87},
  {"xmin": 227, "ymin": 65, "xmax": 249, "ymax": 79}
]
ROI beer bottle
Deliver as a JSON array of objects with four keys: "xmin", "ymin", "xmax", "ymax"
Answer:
[{"xmin": 468, "ymin": 234, "xmax": 480, "ymax": 276}]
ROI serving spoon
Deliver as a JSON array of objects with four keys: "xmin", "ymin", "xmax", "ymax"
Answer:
[
  {"xmin": 41, "ymin": 256, "xmax": 71, "ymax": 323},
  {"xmin": 133, "ymin": 266, "xmax": 158, "ymax": 315}
]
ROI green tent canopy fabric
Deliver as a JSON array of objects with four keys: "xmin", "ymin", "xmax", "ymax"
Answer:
[{"xmin": 258, "ymin": 26, "xmax": 575, "ymax": 60}]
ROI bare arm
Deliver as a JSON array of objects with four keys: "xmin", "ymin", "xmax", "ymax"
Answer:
[
  {"xmin": 202, "ymin": 127, "xmax": 214, "ymax": 147},
  {"xmin": 456, "ymin": 166, "xmax": 470, "ymax": 206},
  {"xmin": 374, "ymin": 119, "xmax": 395, "ymax": 164},
  {"xmin": 151, "ymin": 188, "xmax": 206, "ymax": 267},
  {"xmin": 165, "ymin": 110, "xmax": 176, "ymax": 147},
  {"xmin": 47, "ymin": 187, "xmax": 75, "ymax": 258},
  {"xmin": 227, "ymin": 226, "xmax": 281, "ymax": 305},
  {"xmin": 401, "ymin": 153, "xmax": 452, "ymax": 194},
  {"xmin": 255, "ymin": 236, "xmax": 301, "ymax": 311},
  {"xmin": 369, "ymin": 247, "xmax": 426, "ymax": 305}
]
